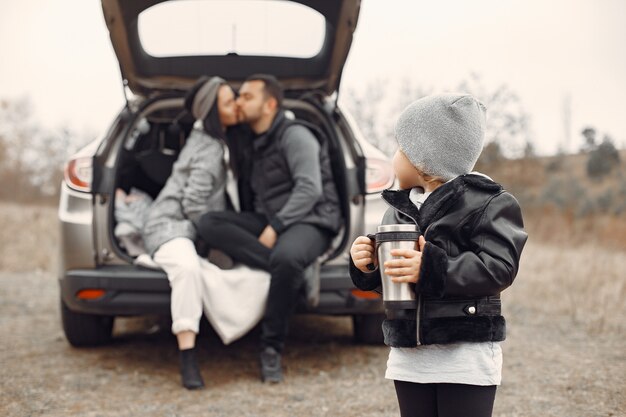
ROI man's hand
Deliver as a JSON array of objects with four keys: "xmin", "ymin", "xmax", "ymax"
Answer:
[
  {"xmin": 384, "ymin": 236, "xmax": 426, "ymax": 284},
  {"xmin": 258, "ymin": 225, "xmax": 278, "ymax": 249},
  {"xmin": 350, "ymin": 236, "xmax": 378, "ymax": 273}
]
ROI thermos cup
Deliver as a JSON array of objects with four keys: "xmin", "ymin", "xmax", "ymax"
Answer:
[{"xmin": 374, "ymin": 224, "xmax": 420, "ymax": 309}]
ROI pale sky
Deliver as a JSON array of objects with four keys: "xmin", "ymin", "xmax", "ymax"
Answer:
[{"xmin": 1, "ymin": 0, "xmax": 625, "ymax": 155}]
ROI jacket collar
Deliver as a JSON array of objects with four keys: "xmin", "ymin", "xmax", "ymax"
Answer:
[
  {"xmin": 381, "ymin": 174, "xmax": 503, "ymax": 230},
  {"xmin": 381, "ymin": 188, "xmax": 420, "ymax": 225}
]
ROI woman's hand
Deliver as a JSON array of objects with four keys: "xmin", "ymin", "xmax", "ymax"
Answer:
[
  {"xmin": 384, "ymin": 236, "xmax": 426, "ymax": 283},
  {"xmin": 350, "ymin": 236, "xmax": 377, "ymax": 273}
]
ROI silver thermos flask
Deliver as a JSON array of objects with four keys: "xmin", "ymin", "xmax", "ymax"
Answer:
[{"xmin": 375, "ymin": 224, "xmax": 420, "ymax": 310}]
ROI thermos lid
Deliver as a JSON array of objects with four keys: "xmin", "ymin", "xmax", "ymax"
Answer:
[{"xmin": 377, "ymin": 224, "xmax": 417, "ymax": 233}]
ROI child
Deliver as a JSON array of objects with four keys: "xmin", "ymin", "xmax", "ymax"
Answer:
[{"xmin": 350, "ymin": 93, "xmax": 528, "ymax": 417}]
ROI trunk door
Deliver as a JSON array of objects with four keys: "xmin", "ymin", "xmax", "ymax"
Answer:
[{"xmin": 101, "ymin": 0, "xmax": 360, "ymax": 96}]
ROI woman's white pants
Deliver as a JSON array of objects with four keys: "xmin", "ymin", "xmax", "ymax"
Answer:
[
  {"xmin": 152, "ymin": 237, "xmax": 271, "ymax": 342},
  {"xmin": 153, "ymin": 237, "xmax": 204, "ymax": 335}
]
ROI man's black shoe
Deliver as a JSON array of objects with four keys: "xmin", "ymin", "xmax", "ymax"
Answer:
[
  {"xmin": 259, "ymin": 346, "xmax": 283, "ymax": 383},
  {"xmin": 179, "ymin": 347, "xmax": 205, "ymax": 390},
  {"xmin": 208, "ymin": 249, "xmax": 234, "ymax": 270}
]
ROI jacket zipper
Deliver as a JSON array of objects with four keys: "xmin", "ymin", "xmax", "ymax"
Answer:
[
  {"xmin": 380, "ymin": 195, "xmax": 418, "ymax": 224},
  {"xmin": 415, "ymin": 295, "xmax": 422, "ymax": 346},
  {"xmin": 414, "ymin": 223, "xmax": 436, "ymax": 346},
  {"xmin": 382, "ymin": 193, "xmax": 432, "ymax": 346},
  {"xmin": 399, "ymin": 205, "xmax": 422, "ymax": 346},
  {"xmin": 423, "ymin": 223, "xmax": 434, "ymax": 239}
]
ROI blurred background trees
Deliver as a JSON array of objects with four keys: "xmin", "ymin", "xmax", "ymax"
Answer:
[
  {"xmin": 342, "ymin": 73, "xmax": 625, "ymax": 225},
  {"xmin": 582, "ymin": 127, "xmax": 621, "ymax": 179},
  {"xmin": 0, "ymin": 97, "xmax": 93, "ymax": 204},
  {"xmin": 1, "ymin": 74, "xmax": 624, "ymax": 217},
  {"xmin": 343, "ymin": 72, "xmax": 532, "ymax": 162}
]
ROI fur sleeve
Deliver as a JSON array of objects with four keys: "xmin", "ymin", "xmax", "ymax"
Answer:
[
  {"xmin": 417, "ymin": 242, "xmax": 448, "ymax": 298},
  {"xmin": 349, "ymin": 256, "xmax": 382, "ymax": 292}
]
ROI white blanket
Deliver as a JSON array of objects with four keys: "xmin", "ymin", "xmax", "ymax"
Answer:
[{"xmin": 135, "ymin": 254, "xmax": 270, "ymax": 345}]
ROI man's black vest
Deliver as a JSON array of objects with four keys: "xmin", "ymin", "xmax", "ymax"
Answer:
[{"xmin": 247, "ymin": 112, "xmax": 342, "ymax": 234}]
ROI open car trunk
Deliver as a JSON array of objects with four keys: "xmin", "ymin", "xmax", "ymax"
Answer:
[
  {"xmin": 110, "ymin": 95, "xmax": 351, "ymax": 264},
  {"xmin": 101, "ymin": 0, "xmax": 361, "ymax": 97}
]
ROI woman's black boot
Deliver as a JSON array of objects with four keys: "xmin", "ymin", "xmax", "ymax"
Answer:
[{"xmin": 179, "ymin": 347, "xmax": 205, "ymax": 390}]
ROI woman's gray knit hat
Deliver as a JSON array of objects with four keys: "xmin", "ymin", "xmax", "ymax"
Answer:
[
  {"xmin": 187, "ymin": 76, "xmax": 226, "ymax": 121},
  {"xmin": 394, "ymin": 93, "xmax": 487, "ymax": 181}
]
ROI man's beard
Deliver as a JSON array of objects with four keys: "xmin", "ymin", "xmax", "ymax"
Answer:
[{"xmin": 238, "ymin": 109, "xmax": 261, "ymax": 125}]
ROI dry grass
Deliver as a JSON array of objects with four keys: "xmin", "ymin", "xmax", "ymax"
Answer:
[
  {"xmin": 505, "ymin": 237, "xmax": 626, "ymax": 334},
  {"xmin": 1, "ymin": 200, "xmax": 624, "ymax": 336},
  {"xmin": 482, "ymin": 150, "xmax": 626, "ymax": 237},
  {"xmin": 0, "ymin": 201, "xmax": 58, "ymax": 272},
  {"xmin": 0, "ymin": 201, "xmax": 624, "ymax": 416},
  {"xmin": 523, "ymin": 207, "xmax": 626, "ymax": 251},
  {"xmin": 481, "ymin": 149, "xmax": 626, "ymax": 192}
]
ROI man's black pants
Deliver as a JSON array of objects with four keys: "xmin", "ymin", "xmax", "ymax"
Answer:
[{"xmin": 196, "ymin": 211, "xmax": 332, "ymax": 352}]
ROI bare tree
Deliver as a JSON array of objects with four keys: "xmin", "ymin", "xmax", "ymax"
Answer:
[
  {"xmin": 342, "ymin": 78, "xmax": 433, "ymax": 157},
  {"xmin": 581, "ymin": 127, "xmax": 597, "ymax": 151},
  {"xmin": 456, "ymin": 73, "xmax": 532, "ymax": 158},
  {"xmin": 0, "ymin": 97, "xmax": 94, "ymax": 202},
  {"xmin": 342, "ymin": 80, "xmax": 388, "ymax": 152},
  {"xmin": 341, "ymin": 73, "xmax": 533, "ymax": 161},
  {"xmin": 0, "ymin": 97, "xmax": 39, "ymax": 200},
  {"xmin": 523, "ymin": 139, "xmax": 536, "ymax": 159},
  {"xmin": 586, "ymin": 132, "xmax": 621, "ymax": 179}
]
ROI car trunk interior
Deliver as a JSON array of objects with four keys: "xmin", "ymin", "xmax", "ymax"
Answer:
[{"xmin": 110, "ymin": 94, "xmax": 351, "ymax": 265}]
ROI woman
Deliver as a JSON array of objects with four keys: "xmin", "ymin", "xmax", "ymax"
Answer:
[{"xmin": 142, "ymin": 76, "xmax": 238, "ymax": 390}]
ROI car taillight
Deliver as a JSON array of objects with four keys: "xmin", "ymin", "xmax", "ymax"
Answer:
[
  {"xmin": 366, "ymin": 158, "xmax": 395, "ymax": 194},
  {"xmin": 76, "ymin": 289, "xmax": 106, "ymax": 300},
  {"xmin": 351, "ymin": 289, "xmax": 381, "ymax": 300},
  {"xmin": 64, "ymin": 157, "xmax": 92, "ymax": 192}
]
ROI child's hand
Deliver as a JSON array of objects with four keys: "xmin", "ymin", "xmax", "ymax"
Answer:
[
  {"xmin": 350, "ymin": 236, "xmax": 377, "ymax": 273},
  {"xmin": 385, "ymin": 236, "xmax": 426, "ymax": 284}
]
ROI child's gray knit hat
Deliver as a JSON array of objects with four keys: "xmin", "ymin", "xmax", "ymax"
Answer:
[{"xmin": 394, "ymin": 93, "xmax": 487, "ymax": 181}]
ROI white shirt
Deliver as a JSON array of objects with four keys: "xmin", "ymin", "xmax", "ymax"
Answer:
[{"xmin": 385, "ymin": 186, "xmax": 503, "ymax": 386}]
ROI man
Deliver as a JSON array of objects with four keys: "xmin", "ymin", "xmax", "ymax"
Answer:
[{"xmin": 197, "ymin": 74, "xmax": 342, "ymax": 383}]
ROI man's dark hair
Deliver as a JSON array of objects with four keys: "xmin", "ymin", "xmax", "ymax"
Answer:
[{"xmin": 245, "ymin": 74, "xmax": 284, "ymax": 108}]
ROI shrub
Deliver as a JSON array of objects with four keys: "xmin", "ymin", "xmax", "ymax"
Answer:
[
  {"xmin": 577, "ymin": 198, "xmax": 596, "ymax": 217},
  {"xmin": 597, "ymin": 189, "xmax": 615, "ymax": 213},
  {"xmin": 586, "ymin": 137, "xmax": 621, "ymax": 179},
  {"xmin": 476, "ymin": 141, "xmax": 505, "ymax": 170},
  {"xmin": 545, "ymin": 157, "xmax": 564, "ymax": 173}
]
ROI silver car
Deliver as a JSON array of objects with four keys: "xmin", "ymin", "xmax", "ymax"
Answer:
[{"xmin": 58, "ymin": 0, "xmax": 393, "ymax": 346}]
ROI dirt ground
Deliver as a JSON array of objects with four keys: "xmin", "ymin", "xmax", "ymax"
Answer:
[
  {"xmin": 0, "ymin": 203, "xmax": 624, "ymax": 416},
  {"xmin": 0, "ymin": 264, "xmax": 623, "ymax": 417}
]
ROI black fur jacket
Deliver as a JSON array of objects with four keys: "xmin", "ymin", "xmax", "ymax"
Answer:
[{"xmin": 350, "ymin": 173, "xmax": 528, "ymax": 347}]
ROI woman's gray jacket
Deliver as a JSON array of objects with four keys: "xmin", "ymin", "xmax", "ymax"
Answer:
[{"xmin": 142, "ymin": 128, "xmax": 226, "ymax": 255}]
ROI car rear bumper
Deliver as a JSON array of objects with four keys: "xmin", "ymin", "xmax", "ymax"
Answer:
[{"xmin": 60, "ymin": 264, "xmax": 383, "ymax": 317}]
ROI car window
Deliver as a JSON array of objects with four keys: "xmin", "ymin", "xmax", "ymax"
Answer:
[{"xmin": 138, "ymin": 0, "xmax": 326, "ymax": 58}]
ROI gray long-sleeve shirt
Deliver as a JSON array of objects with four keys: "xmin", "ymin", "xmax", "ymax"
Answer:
[
  {"xmin": 268, "ymin": 125, "xmax": 323, "ymax": 229},
  {"xmin": 250, "ymin": 115, "xmax": 342, "ymax": 234}
]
